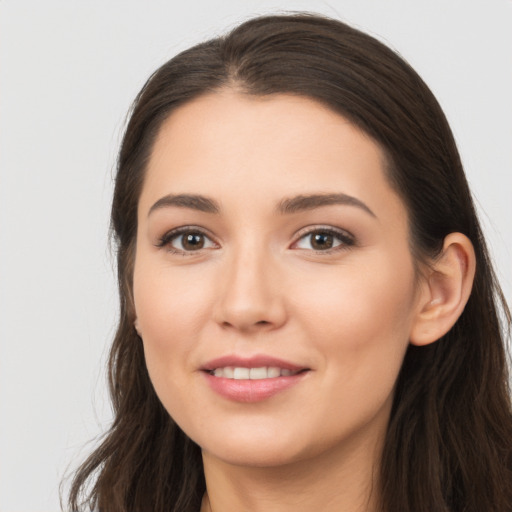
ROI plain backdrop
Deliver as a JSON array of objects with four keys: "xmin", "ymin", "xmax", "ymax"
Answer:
[{"xmin": 1, "ymin": 1, "xmax": 511, "ymax": 510}]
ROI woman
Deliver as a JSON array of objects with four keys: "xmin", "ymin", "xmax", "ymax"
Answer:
[{"xmin": 67, "ymin": 13, "xmax": 512, "ymax": 512}]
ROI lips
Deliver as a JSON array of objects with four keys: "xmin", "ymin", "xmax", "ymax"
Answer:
[
  {"xmin": 200, "ymin": 355, "xmax": 310, "ymax": 402},
  {"xmin": 202, "ymin": 354, "xmax": 307, "ymax": 372}
]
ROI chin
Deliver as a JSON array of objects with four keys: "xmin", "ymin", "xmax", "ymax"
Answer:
[
  {"xmin": 203, "ymin": 441, "xmax": 307, "ymax": 468},
  {"xmin": 194, "ymin": 423, "xmax": 329, "ymax": 469}
]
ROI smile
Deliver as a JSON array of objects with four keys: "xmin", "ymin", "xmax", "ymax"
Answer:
[
  {"xmin": 201, "ymin": 356, "xmax": 310, "ymax": 402},
  {"xmin": 209, "ymin": 367, "xmax": 302, "ymax": 379}
]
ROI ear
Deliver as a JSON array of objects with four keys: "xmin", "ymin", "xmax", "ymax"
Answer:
[
  {"xmin": 134, "ymin": 318, "xmax": 141, "ymax": 337},
  {"xmin": 410, "ymin": 233, "xmax": 476, "ymax": 346}
]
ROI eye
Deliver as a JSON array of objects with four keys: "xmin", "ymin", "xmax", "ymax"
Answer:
[
  {"xmin": 157, "ymin": 227, "xmax": 217, "ymax": 253},
  {"xmin": 292, "ymin": 227, "xmax": 354, "ymax": 252}
]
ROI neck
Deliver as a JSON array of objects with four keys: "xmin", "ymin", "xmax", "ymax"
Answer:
[{"xmin": 201, "ymin": 425, "xmax": 384, "ymax": 512}]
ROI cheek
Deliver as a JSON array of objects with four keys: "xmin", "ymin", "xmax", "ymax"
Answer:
[
  {"xmin": 133, "ymin": 264, "xmax": 199, "ymax": 418},
  {"xmin": 296, "ymin": 261, "xmax": 416, "ymax": 434},
  {"xmin": 132, "ymin": 257, "xmax": 217, "ymax": 396},
  {"xmin": 134, "ymin": 258, "xmax": 210, "ymax": 338},
  {"xmin": 294, "ymin": 255, "xmax": 417, "ymax": 371}
]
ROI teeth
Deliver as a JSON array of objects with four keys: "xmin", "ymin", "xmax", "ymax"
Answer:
[
  {"xmin": 249, "ymin": 367, "xmax": 267, "ymax": 379},
  {"xmin": 233, "ymin": 367, "xmax": 250, "ymax": 379},
  {"xmin": 210, "ymin": 366, "xmax": 301, "ymax": 379},
  {"xmin": 267, "ymin": 367, "xmax": 281, "ymax": 378},
  {"xmin": 223, "ymin": 366, "xmax": 234, "ymax": 378}
]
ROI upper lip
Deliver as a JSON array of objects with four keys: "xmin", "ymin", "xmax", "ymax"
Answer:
[{"xmin": 200, "ymin": 355, "xmax": 308, "ymax": 372}]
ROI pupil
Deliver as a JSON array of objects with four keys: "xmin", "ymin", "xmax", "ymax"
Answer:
[
  {"xmin": 183, "ymin": 233, "xmax": 204, "ymax": 250},
  {"xmin": 312, "ymin": 232, "xmax": 333, "ymax": 250}
]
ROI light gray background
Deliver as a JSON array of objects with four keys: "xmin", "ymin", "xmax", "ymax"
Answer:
[{"xmin": 1, "ymin": 1, "xmax": 511, "ymax": 510}]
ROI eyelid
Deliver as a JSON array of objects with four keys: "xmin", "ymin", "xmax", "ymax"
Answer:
[
  {"xmin": 155, "ymin": 224, "xmax": 355, "ymax": 254},
  {"xmin": 155, "ymin": 225, "xmax": 219, "ymax": 253},
  {"xmin": 290, "ymin": 225, "xmax": 355, "ymax": 252}
]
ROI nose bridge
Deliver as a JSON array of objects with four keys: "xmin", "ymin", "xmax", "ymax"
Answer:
[{"xmin": 215, "ymin": 237, "xmax": 286, "ymax": 331}]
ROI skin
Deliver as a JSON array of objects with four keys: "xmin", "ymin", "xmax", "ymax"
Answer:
[{"xmin": 133, "ymin": 90, "xmax": 471, "ymax": 512}]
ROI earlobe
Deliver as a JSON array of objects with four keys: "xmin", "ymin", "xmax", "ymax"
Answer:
[
  {"xmin": 410, "ymin": 233, "xmax": 476, "ymax": 346},
  {"xmin": 134, "ymin": 318, "xmax": 142, "ymax": 337}
]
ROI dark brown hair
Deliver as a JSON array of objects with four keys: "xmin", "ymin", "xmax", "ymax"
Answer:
[{"xmin": 66, "ymin": 13, "xmax": 512, "ymax": 512}]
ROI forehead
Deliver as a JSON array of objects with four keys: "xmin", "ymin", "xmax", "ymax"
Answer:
[{"xmin": 139, "ymin": 90, "xmax": 405, "ymax": 225}]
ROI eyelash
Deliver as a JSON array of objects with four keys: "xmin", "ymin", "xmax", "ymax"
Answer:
[
  {"xmin": 156, "ymin": 225, "xmax": 355, "ymax": 255},
  {"xmin": 292, "ymin": 226, "xmax": 355, "ymax": 254},
  {"xmin": 156, "ymin": 226, "xmax": 217, "ymax": 255}
]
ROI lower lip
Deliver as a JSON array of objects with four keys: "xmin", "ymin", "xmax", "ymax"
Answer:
[{"xmin": 203, "ymin": 371, "xmax": 308, "ymax": 402}]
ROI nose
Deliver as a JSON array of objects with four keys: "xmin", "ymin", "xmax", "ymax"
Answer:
[{"xmin": 213, "ymin": 246, "xmax": 288, "ymax": 333}]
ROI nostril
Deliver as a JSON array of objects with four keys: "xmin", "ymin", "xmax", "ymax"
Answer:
[{"xmin": 220, "ymin": 319, "xmax": 272, "ymax": 331}]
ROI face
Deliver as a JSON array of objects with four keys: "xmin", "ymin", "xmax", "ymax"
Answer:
[{"xmin": 133, "ymin": 91, "xmax": 423, "ymax": 468}]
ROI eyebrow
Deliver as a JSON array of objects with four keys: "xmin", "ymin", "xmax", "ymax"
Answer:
[
  {"xmin": 148, "ymin": 192, "xmax": 375, "ymax": 218},
  {"xmin": 277, "ymin": 193, "xmax": 376, "ymax": 217},
  {"xmin": 148, "ymin": 194, "xmax": 220, "ymax": 216}
]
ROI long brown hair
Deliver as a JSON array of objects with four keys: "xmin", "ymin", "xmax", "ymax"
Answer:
[{"xmin": 66, "ymin": 13, "xmax": 512, "ymax": 512}]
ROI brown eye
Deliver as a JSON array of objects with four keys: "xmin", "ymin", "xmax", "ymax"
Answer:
[
  {"xmin": 293, "ymin": 228, "xmax": 354, "ymax": 252},
  {"xmin": 310, "ymin": 232, "xmax": 334, "ymax": 250},
  {"xmin": 180, "ymin": 233, "xmax": 205, "ymax": 250},
  {"xmin": 158, "ymin": 228, "xmax": 217, "ymax": 253}
]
